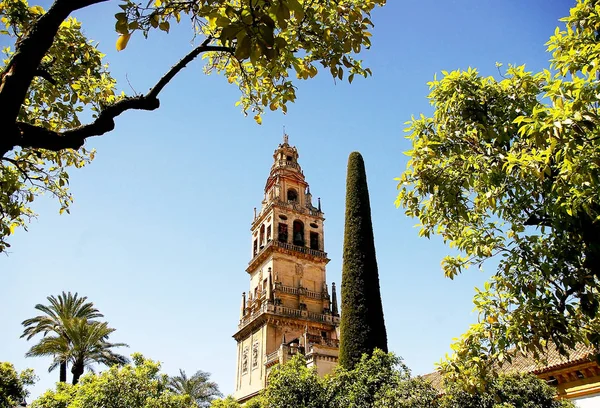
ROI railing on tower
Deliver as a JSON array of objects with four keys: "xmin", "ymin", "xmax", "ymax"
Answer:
[
  {"xmin": 274, "ymin": 284, "xmax": 323, "ymax": 300},
  {"xmin": 238, "ymin": 302, "xmax": 340, "ymax": 330},
  {"xmin": 274, "ymin": 200, "xmax": 321, "ymax": 217},
  {"xmin": 272, "ymin": 159, "xmax": 301, "ymax": 171},
  {"xmin": 274, "ymin": 240, "xmax": 326, "ymax": 258},
  {"xmin": 265, "ymin": 350, "xmax": 279, "ymax": 365},
  {"xmin": 249, "ymin": 238, "xmax": 327, "ymax": 264},
  {"xmin": 307, "ymin": 333, "xmax": 340, "ymax": 348}
]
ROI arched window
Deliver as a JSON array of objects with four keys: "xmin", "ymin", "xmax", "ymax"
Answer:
[
  {"xmin": 310, "ymin": 232, "xmax": 319, "ymax": 250},
  {"xmin": 293, "ymin": 220, "xmax": 304, "ymax": 246},
  {"xmin": 278, "ymin": 223, "xmax": 288, "ymax": 243},
  {"xmin": 287, "ymin": 188, "xmax": 298, "ymax": 202},
  {"xmin": 260, "ymin": 224, "xmax": 265, "ymax": 248}
]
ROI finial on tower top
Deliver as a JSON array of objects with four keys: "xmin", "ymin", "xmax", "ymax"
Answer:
[{"xmin": 283, "ymin": 126, "xmax": 289, "ymax": 145}]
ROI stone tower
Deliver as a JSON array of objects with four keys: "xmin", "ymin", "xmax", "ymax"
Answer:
[{"xmin": 233, "ymin": 135, "xmax": 340, "ymax": 403}]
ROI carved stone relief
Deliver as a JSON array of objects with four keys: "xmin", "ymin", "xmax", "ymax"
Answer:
[
  {"xmin": 252, "ymin": 341, "xmax": 259, "ymax": 368},
  {"xmin": 242, "ymin": 347, "xmax": 249, "ymax": 374}
]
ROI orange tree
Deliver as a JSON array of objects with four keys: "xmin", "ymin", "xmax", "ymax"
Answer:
[
  {"xmin": 397, "ymin": 0, "xmax": 600, "ymax": 386},
  {"xmin": 0, "ymin": 0, "xmax": 385, "ymax": 252}
]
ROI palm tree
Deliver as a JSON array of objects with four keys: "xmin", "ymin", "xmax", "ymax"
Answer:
[
  {"xmin": 21, "ymin": 291, "xmax": 103, "ymax": 382},
  {"xmin": 26, "ymin": 318, "xmax": 129, "ymax": 384},
  {"xmin": 169, "ymin": 369, "xmax": 222, "ymax": 407}
]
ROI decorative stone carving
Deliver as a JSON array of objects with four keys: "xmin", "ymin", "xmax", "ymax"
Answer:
[
  {"xmin": 295, "ymin": 264, "xmax": 304, "ymax": 276},
  {"xmin": 252, "ymin": 341, "xmax": 259, "ymax": 368},
  {"xmin": 242, "ymin": 347, "xmax": 249, "ymax": 374}
]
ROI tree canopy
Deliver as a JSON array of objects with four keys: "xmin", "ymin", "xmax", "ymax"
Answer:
[
  {"xmin": 0, "ymin": 0, "xmax": 385, "ymax": 252},
  {"xmin": 21, "ymin": 291, "xmax": 103, "ymax": 383},
  {"xmin": 210, "ymin": 396, "xmax": 240, "ymax": 408},
  {"xmin": 260, "ymin": 354, "xmax": 326, "ymax": 408},
  {"xmin": 396, "ymin": 0, "xmax": 600, "ymax": 384},
  {"xmin": 0, "ymin": 362, "xmax": 36, "ymax": 408},
  {"xmin": 442, "ymin": 373, "xmax": 574, "ymax": 408},
  {"xmin": 31, "ymin": 354, "xmax": 191, "ymax": 408},
  {"xmin": 227, "ymin": 349, "xmax": 567, "ymax": 408},
  {"xmin": 26, "ymin": 319, "xmax": 129, "ymax": 385},
  {"xmin": 169, "ymin": 369, "xmax": 221, "ymax": 407}
]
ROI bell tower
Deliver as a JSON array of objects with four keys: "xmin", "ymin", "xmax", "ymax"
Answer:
[{"xmin": 233, "ymin": 135, "xmax": 340, "ymax": 403}]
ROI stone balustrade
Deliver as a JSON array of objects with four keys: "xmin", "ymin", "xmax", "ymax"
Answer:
[
  {"xmin": 249, "ymin": 238, "xmax": 328, "ymax": 265},
  {"xmin": 275, "ymin": 283, "xmax": 324, "ymax": 300},
  {"xmin": 238, "ymin": 303, "xmax": 340, "ymax": 329}
]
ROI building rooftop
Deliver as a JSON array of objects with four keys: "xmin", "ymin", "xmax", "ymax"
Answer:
[{"xmin": 423, "ymin": 343, "xmax": 596, "ymax": 391}]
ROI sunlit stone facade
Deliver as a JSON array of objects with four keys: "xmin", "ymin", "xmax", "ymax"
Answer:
[{"xmin": 233, "ymin": 136, "xmax": 340, "ymax": 403}]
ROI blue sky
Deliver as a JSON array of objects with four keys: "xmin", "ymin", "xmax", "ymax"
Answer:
[{"xmin": 1, "ymin": 0, "xmax": 573, "ymax": 400}]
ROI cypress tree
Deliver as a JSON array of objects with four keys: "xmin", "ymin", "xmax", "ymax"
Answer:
[{"xmin": 339, "ymin": 151, "xmax": 388, "ymax": 369}]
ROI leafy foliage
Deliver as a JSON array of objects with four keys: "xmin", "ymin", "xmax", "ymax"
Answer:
[
  {"xmin": 326, "ymin": 349, "xmax": 436, "ymax": 408},
  {"xmin": 396, "ymin": 0, "xmax": 600, "ymax": 384},
  {"xmin": 169, "ymin": 369, "xmax": 222, "ymax": 407},
  {"xmin": 247, "ymin": 350, "xmax": 436, "ymax": 408},
  {"xmin": 243, "ymin": 350, "xmax": 570, "ymax": 408},
  {"xmin": 442, "ymin": 373, "xmax": 575, "ymax": 408},
  {"xmin": 31, "ymin": 354, "xmax": 191, "ymax": 408},
  {"xmin": 261, "ymin": 354, "xmax": 326, "ymax": 408},
  {"xmin": 210, "ymin": 395, "xmax": 241, "ymax": 408},
  {"xmin": 0, "ymin": 0, "xmax": 385, "ymax": 252},
  {"xmin": 0, "ymin": 362, "xmax": 36, "ymax": 407},
  {"xmin": 0, "ymin": 0, "xmax": 112, "ymax": 253},
  {"xmin": 21, "ymin": 291, "xmax": 104, "ymax": 383},
  {"xmin": 117, "ymin": 0, "xmax": 384, "ymax": 120},
  {"xmin": 340, "ymin": 151, "xmax": 387, "ymax": 369}
]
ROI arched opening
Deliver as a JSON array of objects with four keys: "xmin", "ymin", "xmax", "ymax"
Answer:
[
  {"xmin": 287, "ymin": 188, "xmax": 298, "ymax": 202},
  {"xmin": 260, "ymin": 224, "xmax": 265, "ymax": 248},
  {"xmin": 310, "ymin": 232, "xmax": 319, "ymax": 250},
  {"xmin": 293, "ymin": 220, "xmax": 304, "ymax": 246},
  {"xmin": 278, "ymin": 223, "xmax": 288, "ymax": 243}
]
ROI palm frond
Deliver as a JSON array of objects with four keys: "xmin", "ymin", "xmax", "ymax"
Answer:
[
  {"xmin": 169, "ymin": 369, "xmax": 222, "ymax": 407},
  {"xmin": 22, "ymin": 292, "xmax": 107, "ymax": 382}
]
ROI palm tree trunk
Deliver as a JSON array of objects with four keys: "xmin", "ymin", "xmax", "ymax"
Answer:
[
  {"xmin": 59, "ymin": 360, "xmax": 67, "ymax": 382},
  {"xmin": 71, "ymin": 362, "xmax": 84, "ymax": 385}
]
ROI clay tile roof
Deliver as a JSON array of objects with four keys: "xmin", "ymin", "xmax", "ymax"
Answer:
[
  {"xmin": 422, "ymin": 344, "xmax": 596, "ymax": 391},
  {"xmin": 500, "ymin": 343, "xmax": 594, "ymax": 375},
  {"xmin": 421, "ymin": 370, "xmax": 444, "ymax": 391}
]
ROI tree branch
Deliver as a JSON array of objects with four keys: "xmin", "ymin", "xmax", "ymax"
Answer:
[
  {"xmin": 524, "ymin": 212, "xmax": 553, "ymax": 228},
  {"xmin": 0, "ymin": 0, "xmax": 106, "ymax": 123},
  {"xmin": 34, "ymin": 69, "xmax": 57, "ymax": 85},
  {"xmin": 70, "ymin": 0, "xmax": 109, "ymax": 12},
  {"xmin": 0, "ymin": 0, "xmax": 108, "ymax": 156},
  {"xmin": 13, "ymin": 42, "xmax": 234, "ymax": 152}
]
